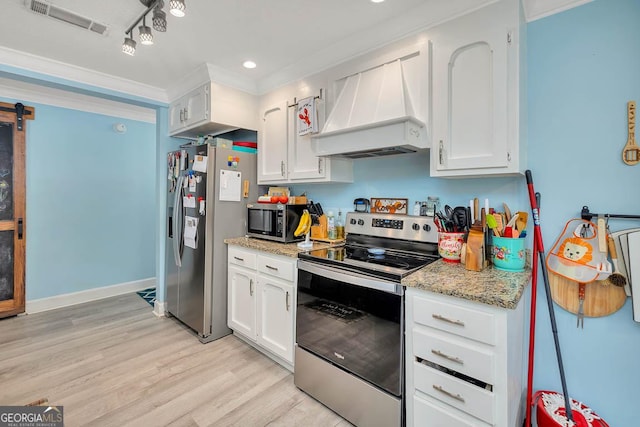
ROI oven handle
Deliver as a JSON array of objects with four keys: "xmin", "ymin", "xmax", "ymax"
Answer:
[{"xmin": 298, "ymin": 260, "xmax": 403, "ymax": 295}]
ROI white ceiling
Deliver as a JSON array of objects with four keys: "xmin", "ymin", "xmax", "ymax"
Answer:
[{"xmin": 0, "ymin": 0, "xmax": 589, "ymax": 99}]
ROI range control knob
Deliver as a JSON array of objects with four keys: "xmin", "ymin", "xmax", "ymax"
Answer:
[
  {"xmin": 357, "ymin": 219, "xmax": 365, "ymax": 226},
  {"xmin": 412, "ymin": 223, "xmax": 420, "ymax": 231},
  {"xmin": 423, "ymin": 224, "xmax": 431, "ymax": 232},
  {"xmin": 350, "ymin": 218, "xmax": 357, "ymax": 225}
]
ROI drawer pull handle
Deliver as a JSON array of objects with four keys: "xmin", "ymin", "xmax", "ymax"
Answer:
[
  {"xmin": 233, "ymin": 256, "xmax": 245, "ymax": 261},
  {"xmin": 249, "ymin": 279, "xmax": 254, "ymax": 296},
  {"xmin": 431, "ymin": 349, "xmax": 464, "ymax": 365},
  {"xmin": 266, "ymin": 265, "xmax": 279, "ymax": 271},
  {"xmin": 433, "ymin": 385, "xmax": 465, "ymax": 403},
  {"xmin": 432, "ymin": 314, "xmax": 465, "ymax": 327}
]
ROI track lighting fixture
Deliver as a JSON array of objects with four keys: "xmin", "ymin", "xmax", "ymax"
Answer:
[
  {"xmin": 122, "ymin": 0, "xmax": 185, "ymax": 55},
  {"xmin": 139, "ymin": 16, "xmax": 153, "ymax": 45},
  {"xmin": 122, "ymin": 31, "xmax": 136, "ymax": 56},
  {"xmin": 169, "ymin": 0, "xmax": 186, "ymax": 17},
  {"xmin": 152, "ymin": 2, "xmax": 167, "ymax": 32}
]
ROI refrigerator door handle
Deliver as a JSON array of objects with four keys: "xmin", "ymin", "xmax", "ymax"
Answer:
[{"xmin": 173, "ymin": 175, "xmax": 184, "ymax": 267}]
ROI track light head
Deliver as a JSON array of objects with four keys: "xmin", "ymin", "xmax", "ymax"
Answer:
[
  {"xmin": 122, "ymin": 34, "xmax": 136, "ymax": 56},
  {"xmin": 169, "ymin": 0, "xmax": 186, "ymax": 17}
]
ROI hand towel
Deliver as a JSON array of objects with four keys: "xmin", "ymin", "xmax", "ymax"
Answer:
[{"xmin": 297, "ymin": 96, "xmax": 318, "ymax": 136}]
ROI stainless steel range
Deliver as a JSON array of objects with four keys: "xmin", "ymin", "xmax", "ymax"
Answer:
[{"xmin": 295, "ymin": 212, "xmax": 439, "ymax": 427}]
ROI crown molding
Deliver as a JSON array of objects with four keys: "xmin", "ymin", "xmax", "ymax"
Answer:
[
  {"xmin": 0, "ymin": 46, "xmax": 168, "ymax": 105},
  {"xmin": 0, "ymin": 77, "xmax": 156, "ymax": 123},
  {"xmin": 164, "ymin": 63, "xmax": 259, "ymax": 102},
  {"xmin": 523, "ymin": 0, "xmax": 593, "ymax": 22}
]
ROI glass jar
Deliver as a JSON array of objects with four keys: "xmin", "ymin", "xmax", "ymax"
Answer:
[{"xmin": 425, "ymin": 196, "xmax": 440, "ymax": 217}]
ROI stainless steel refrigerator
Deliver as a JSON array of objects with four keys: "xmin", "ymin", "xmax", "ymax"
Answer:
[{"xmin": 166, "ymin": 145, "xmax": 257, "ymax": 342}]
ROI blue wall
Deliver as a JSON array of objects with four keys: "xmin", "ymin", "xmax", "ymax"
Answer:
[
  {"xmin": 0, "ymin": 98, "xmax": 157, "ymax": 300},
  {"xmin": 294, "ymin": 1, "xmax": 640, "ymax": 425},
  {"xmin": 526, "ymin": 1, "xmax": 640, "ymax": 425}
]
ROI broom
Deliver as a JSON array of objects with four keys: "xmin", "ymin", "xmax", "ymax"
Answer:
[{"xmin": 524, "ymin": 170, "xmax": 574, "ymax": 426}]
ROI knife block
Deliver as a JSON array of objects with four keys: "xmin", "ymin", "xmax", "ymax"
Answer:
[{"xmin": 311, "ymin": 214, "xmax": 327, "ymax": 239}]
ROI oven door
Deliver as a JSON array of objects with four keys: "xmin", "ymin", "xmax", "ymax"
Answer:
[{"xmin": 296, "ymin": 260, "xmax": 404, "ymax": 396}]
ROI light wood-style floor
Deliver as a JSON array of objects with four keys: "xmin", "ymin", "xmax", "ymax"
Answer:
[{"xmin": 0, "ymin": 293, "xmax": 351, "ymax": 427}]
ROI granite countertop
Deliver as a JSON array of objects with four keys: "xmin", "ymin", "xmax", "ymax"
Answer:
[
  {"xmin": 402, "ymin": 260, "xmax": 531, "ymax": 309},
  {"xmin": 225, "ymin": 237, "xmax": 530, "ymax": 309},
  {"xmin": 224, "ymin": 236, "xmax": 339, "ymax": 258}
]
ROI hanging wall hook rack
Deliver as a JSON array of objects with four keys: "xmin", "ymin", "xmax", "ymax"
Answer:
[{"xmin": 580, "ymin": 206, "xmax": 640, "ymax": 221}]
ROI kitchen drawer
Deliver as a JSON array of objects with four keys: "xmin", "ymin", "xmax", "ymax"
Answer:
[
  {"xmin": 412, "ymin": 295, "xmax": 496, "ymax": 345},
  {"xmin": 228, "ymin": 247, "xmax": 257, "ymax": 270},
  {"xmin": 413, "ymin": 327, "xmax": 494, "ymax": 385},
  {"xmin": 258, "ymin": 254, "xmax": 295, "ymax": 282},
  {"xmin": 414, "ymin": 360, "xmax": 494, "ymax": 424},
  {"xmin": 413, "ymin": 394, "xmax": 491, "ymax": 427}
]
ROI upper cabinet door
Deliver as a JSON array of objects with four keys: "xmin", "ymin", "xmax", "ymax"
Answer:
[
  {"xmin": 258, "ymin": 101, "xmax": 288, "ymax": 183},
  {"xmin": 169, "ymin": 98, "xmax": 185, "ymax": 134},
  {"xmin": 431, "ymin": 14, "xmax": 515, "ymax": 176},
  {"xmin": 183, "ymin": 85, "xmax": 209, "ymax": 128},
  {"xmin": 287, "ymin": 93, "xmax": 326, "ymax": 181}
]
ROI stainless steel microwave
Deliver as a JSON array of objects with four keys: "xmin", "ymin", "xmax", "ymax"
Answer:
[{"xmin": 246, "ymin": 203, "xmax": 307, "ymax": 243}]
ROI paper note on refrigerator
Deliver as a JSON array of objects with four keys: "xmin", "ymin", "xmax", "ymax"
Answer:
[
  {"xmin": 219, "ymin": 169, "xmax": 242, "ymax": 201},
  {"xmin": 183, "ymin": 195, "xmax": 196, "ymax": 208},
  {"xmin": 192, "ymin": 155, "xmax": 208, "ymax": 172},
  {"xmin": 184, "ymin": 215, "xmax": 199, "ymax": 249}
]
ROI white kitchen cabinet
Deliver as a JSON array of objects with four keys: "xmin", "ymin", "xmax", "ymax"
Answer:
[
  {"xmin": 405, "ymin": 288, "xmax": 525, "ymax": 427},
  {"xmin": 226, "ymin": 245, "xmax": 297, "ymax": 370},
  {"xmin": 257, "ymin": 276, "xmax": 294, "ymax": 362},
  {"xmin": 227, "ymin": 264, "xmax": 257, "ymax": 338},
  {"xmin": 169, "ymin": 82, "xmax": 258, "ymax": 138},
  {"xmin": 257, "ymin": 89, "xmax": 353, "ymax": 185},
  {"xmin": 169, "ymin": 84, "xmax": 209, "ymax": 134},
  {"xmin": 257, "ymin": 101, "xmax": 289, "ymax": 182},
  {"xmin": 430, "ymin": 0, "xmax": 524, "ymax": 177}
]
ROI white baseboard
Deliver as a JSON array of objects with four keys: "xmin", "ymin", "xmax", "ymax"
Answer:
[
  {"xmin": 153, "ymin": 300, "xmax": 167, "ymax": 317},
  {"xmin": 26, "ymin": 278, "xmax": 156, "ymax": 314}
]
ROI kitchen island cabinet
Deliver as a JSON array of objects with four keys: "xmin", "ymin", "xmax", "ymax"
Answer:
[{"xmin": 430, "ymin": 0, "xmax": 524, "ymax": 178}]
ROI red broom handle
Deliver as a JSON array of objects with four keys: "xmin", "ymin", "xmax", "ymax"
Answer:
[{"xmin": 524, "ymin": 184, "xmax": 539, "ymax": 427}]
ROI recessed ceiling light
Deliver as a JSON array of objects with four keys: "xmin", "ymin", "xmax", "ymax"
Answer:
[
  {"xmin": 243, "ymin": 61, "xmax": 257, "ymax": 69},
  {"xmin": 371, "ymin": 0, "xmax": 385, "ymax": 3}
]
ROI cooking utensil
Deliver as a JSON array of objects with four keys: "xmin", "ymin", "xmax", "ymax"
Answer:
[
  {"xmin": 607, "ymin": 235, "xmax": 627, "ymax": 287},
  {"xmin": 452, "ymin": 206, "xmax": 469, "ymax": 232},
  {"xmin": 503, "ymin": 203, "xmax": 512, "ymax": 223},
  {"xmin": 577, "ymin": 282, "xmax": 585, "ymax": 328},
  {"xmin": 486, "ymin": 213, "xmax": 499, "ymax": 236},
  {"xmin": 622, "ymin": 101, "xmax": 640, "ymax": 165}
]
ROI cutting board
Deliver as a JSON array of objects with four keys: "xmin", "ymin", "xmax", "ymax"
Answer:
[
  {"xmin": 549, "ymin": 270, "xmax": 626, "ymax": 317},
  {"xmin": 611, "ymin": 227, "xmax": 640, "ymax": 296}
]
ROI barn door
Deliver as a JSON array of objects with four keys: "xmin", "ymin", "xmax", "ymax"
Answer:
[{"xmin": 0, "ymin": 102, "xmax": 32, "ymax": 318}]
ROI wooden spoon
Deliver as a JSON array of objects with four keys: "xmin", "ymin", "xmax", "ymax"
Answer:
[{"xmin": 623, "ymin": 101, "xmax": 640, "ymax": 165}]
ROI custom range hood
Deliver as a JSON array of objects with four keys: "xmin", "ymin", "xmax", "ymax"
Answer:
[{"xmin": 311, "ymin": 58, "xmax": 428, "ymax": 159}]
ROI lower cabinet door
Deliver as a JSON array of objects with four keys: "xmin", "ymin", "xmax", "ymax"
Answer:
[
  {"xmin": 257, "ymin": 276, "xmax": 294, "ymax": 363},
  {"xmin": 227, "ymin": 265, "xmax": 257, "ymax": 339}
]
